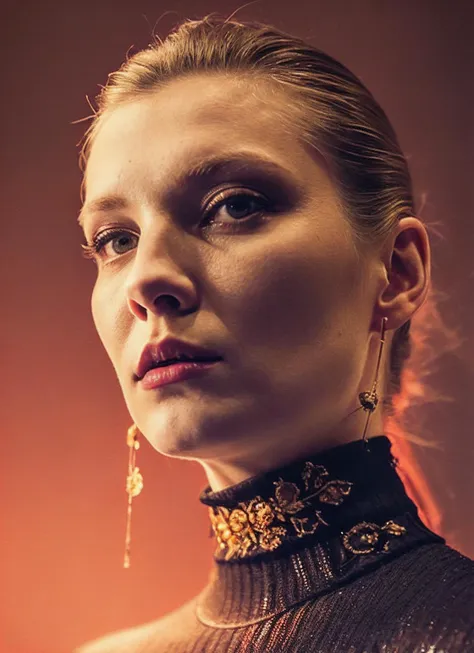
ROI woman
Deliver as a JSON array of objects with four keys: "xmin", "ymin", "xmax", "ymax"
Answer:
[{"xmin": 75, "ymin": 14, "xmax": 474, "ymax": 653}]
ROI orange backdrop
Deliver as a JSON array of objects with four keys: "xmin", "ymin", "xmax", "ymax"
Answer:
[{"xmin": 3, "ymin": 1, "xmax": 473, "ymax": 652}]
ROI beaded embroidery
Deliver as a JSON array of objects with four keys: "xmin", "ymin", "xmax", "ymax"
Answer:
[
  {"xmin": 208, "ymin": 461, "xmax": 353, "ymax": 560},
  {"xmin": 342, "ymin": 520, "xmax": 407, "ymax": 555}
]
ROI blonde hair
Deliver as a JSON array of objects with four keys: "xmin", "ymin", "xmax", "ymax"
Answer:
[{"xmin": 76, "ymin": 13, "xmax": 464, "ymax": 534}]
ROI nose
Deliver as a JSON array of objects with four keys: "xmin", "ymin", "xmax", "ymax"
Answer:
[{"xmin": 124, "ymin": 232, "xmax": 198, "ymax": 321}]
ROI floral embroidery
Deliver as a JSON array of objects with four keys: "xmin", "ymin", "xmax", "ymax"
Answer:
[
  {"xmin": 342, "ymin": 520, "xmax": 407, "ymax": 555},
  {"xmin": 208, "ymin": 461, "xmax": 353, "ymax": 560}
]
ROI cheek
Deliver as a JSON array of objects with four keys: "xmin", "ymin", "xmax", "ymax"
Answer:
[
  {"xmin": 90, "ymin": 281, "xmax": 105, "ymax": 338},
  {"xmin": 209, "ymin": 230, "xmax": 368, "ymax": 419},
  {"xmin": 90, "ymin": 279, "xmax": 124, "ymax": 363},
  {"xmin": 215, "ymin": 231, "xmax": 361, "ymax": 349}
]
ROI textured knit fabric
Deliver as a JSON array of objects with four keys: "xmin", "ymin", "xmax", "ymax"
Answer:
[{"xmin": 76, "ymin": 435, "xmax": 474, "ymax": 652}]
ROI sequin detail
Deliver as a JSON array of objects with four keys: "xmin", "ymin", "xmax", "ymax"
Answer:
[
  {"xmin": 208, "ymin": 461, "xmax": 353, "ymax": 560},
  {"xmin": 342, "ymin": 520, "xmax": 407, "ymax": 555}
]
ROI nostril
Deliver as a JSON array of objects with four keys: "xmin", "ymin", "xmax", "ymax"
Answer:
[{"xmin": 154, "ymin": 295, "xmax": 181, "ymax": 312}]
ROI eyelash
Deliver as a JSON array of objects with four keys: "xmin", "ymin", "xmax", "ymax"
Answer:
[{"xmin": 81, "ymin": 190, "xmax": 271, "ymax": 261}]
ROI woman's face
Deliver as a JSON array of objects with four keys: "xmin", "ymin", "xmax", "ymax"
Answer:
[{"xmin": 81, "ymin": 74, "xmax": 388, "ymax": 468}]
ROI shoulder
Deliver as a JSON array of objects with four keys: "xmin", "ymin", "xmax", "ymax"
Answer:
[
  {"xmin": 74, "ymin": 597, "xmax": 198, "ymax": 653},
  {"xmin": 370, "ymin": 541, "xmax": 474, "ymax": 614},
  {"xmin": 299, "ymin": 542, "xmax": 474, "ymax": 652},
  {"xmin": 361, "ymin": 542, "xmax": 474, "ymax": 652},
  {"xmin": 409, "ymin": 542, "xmax": 474, "ymax": 620},
  {"xmin": 401, "ymin": 540, "xmax": 474, "ymax": 595},
  {"xmin": 74, "ymin": 624, "xmax": 150, "ymax": 653}
]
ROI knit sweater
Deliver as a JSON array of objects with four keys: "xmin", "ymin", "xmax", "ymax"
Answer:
[{"xmin": 76, "ymin": 435, "xmax": 474, "ymax": 652}]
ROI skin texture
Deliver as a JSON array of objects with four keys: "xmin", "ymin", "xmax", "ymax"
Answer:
[{"xmin": 81, "ymin": 74, "xmax": 431, "ymax": 491}]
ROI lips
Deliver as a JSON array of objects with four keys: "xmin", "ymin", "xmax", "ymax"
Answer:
[
  {"xmin": 135, "ymin": 337, "xmax": 223, "ymax": 380},
  {"xmin": 139, "ymin": 358, "xmax": 221, "ymax": 389},
  {"xmin": 149, "ymin": 356, "xmax": 220, "ymax": 369}
]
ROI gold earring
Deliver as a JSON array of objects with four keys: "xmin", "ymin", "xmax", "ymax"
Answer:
[
  {"xmin": 358, "ymin": 316, "xmax": 388, "ymax": 443},
  {"xmin": 124, "ymin": 423, "xmax": 144, "ymax": 569}
]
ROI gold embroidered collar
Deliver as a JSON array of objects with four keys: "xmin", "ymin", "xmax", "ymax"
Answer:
[{"xmin": 200, "ymin": 436, "xmax": 409, "ymax": 562}]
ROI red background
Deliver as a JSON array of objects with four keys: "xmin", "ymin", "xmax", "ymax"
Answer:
[{"xmin": 2, "ymin": 1, "xmax": 473, "ymax": 652}]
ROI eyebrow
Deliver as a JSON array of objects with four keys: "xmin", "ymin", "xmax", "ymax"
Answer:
[{"xmin": 77, "ymin": 152, "xmax": 299, "ymax": 229}]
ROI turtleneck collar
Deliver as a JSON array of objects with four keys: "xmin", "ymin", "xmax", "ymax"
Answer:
[{"xmin": 195, "ymin": 435, "xmax": 445, "ymax": 627}]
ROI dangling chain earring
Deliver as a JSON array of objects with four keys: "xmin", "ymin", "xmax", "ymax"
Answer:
[
  {"xmin": 123, "ymin": 423, "xmax": 144, "ymax": 569},
  {"xmin": 358, "ymin": 316, "xmax": 388, "ymax": 444}
]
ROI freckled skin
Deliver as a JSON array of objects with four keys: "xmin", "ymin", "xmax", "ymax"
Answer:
[{"xmin": 83, "ymin": 74, "xmax": 430, "ymax": 490}]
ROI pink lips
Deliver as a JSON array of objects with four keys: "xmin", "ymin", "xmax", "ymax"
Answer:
[
  {"xmin": 135, "ymin": 337, "xmax": 223, "ymax": 381},
  {"xmin": 139, "ymin": 359, "xmax": 221, "ymax": 389}
]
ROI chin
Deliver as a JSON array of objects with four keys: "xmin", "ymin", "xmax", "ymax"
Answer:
[{"xmin": 144, "ymin": 407, "xmax": 242, "ymax": 460}]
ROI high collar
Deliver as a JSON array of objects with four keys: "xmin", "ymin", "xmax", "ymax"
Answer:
[{"xmin": 196, "ymin": 435, "xmax": 445, "ymax": 627}]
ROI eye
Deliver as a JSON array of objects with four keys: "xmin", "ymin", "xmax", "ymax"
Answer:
[
  {"xmin": 81, "ymin": 230, "xmax": 138, "ymax": 260},
  {"xmin": 202, "ymin": 190, "xmax": 269, "ymax": 227},
  {"xmin": 80, "ymin": 190, "xmax": 271, "ymax": 262}
]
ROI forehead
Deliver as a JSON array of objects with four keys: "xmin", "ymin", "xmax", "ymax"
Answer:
[{"xmin": 84, "ymin": 74, "xmax": 330, "ymax": 203}]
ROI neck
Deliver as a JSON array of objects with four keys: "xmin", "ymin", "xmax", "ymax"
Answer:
[{"xmin": 198, "ymin": 409, "xmax": 386, "ymax": 492}]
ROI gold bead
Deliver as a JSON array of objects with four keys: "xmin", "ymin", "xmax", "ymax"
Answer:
[
  {"xmin": 127, "ymin": 424, "xmax": 139, "ymax": 448},
  {"xmin": 126, "ymin": 467, "xmax": 144, "ymax": 497}
]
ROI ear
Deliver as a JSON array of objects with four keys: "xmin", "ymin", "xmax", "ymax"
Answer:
[{"xmin": 374, "ymin": 217, "xmax": 431, "ymax": 331}]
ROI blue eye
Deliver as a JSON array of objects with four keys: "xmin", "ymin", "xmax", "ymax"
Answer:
[
  {"xmin": 202, "ymin": 190, "xmax": 269, "ymax": 226},
  {"xmin": 81, "ymin": 230, "xmax": 138, "ymax": 260},
  {"xmin": 80, "ymin": 190, "xmax": 271, "ymax": 262}
]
